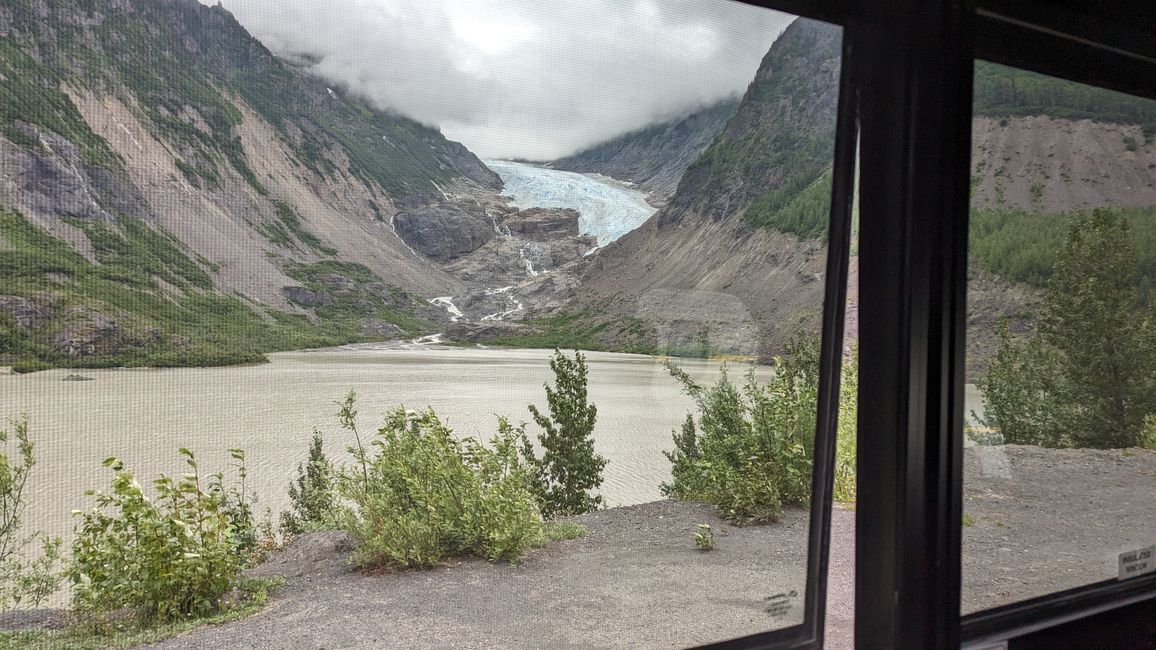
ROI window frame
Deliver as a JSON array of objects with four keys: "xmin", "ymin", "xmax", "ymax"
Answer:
[
  {"xmin": 725, "ymin": 0, "xmax": 1156, "ymax": 648},
  {"xmin": 696, "ymin": 4, "xmax": 857, "ymax": 647}
]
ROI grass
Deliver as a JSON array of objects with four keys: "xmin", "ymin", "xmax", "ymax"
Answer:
[
  {"xmin": 487, "ymin": 305, "xmax": 654, "ymax": 354},
  {"xmin": 962, "ymin": 514, "xmax": 977, "ymax": 528},
  {"xmin": 543, "ymin": 522, "xmax": 587, "ymax": 542},
  {"xmin": 0, "ymin": 577, "xmax": 282, "ymax": 650}
]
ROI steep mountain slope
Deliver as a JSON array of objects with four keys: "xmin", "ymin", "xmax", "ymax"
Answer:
[
  {"xmin": 0, "ymin": 0, "xmax": 502, "ymax": 369},
  {"xmin": 567, "ymin": 17, "xmax": 842, "ymax": 360},
  {"xmin": 561, "ymin": 20, "xmax": 1156, "ymax": 372},
  {"xmin": 549, "ymin": 98, "xmax": 739, "ymax": 204}
]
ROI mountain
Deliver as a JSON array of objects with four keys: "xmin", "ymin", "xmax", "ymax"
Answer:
[
  {"xmin": 539, "ymin": 19, "xmax": 1156, "ymax": 374},
  {"xmin": 557, "ymin": 17, "xmax": 843, "ymax": 361},
  {"xmin": 0, "ymin": 0, "xmax": 504, "ymax": 370},
  {"xmin": 549, "ymin": 98, "xmax": 740, "ymax": 203}
]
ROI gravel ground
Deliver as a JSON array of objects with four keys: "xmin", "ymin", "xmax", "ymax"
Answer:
[
  {"xmin": 3, "ymin": 446, "xmax": 1152, "ymax": 649},
  {"xmin": 961, "ymin": 445, "xmax": 1156, "ymax": 612}
]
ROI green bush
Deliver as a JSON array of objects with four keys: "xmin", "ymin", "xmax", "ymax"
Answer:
[
  {"xmin": 694, "ymin": 523, "xmax": 714, "ymax": 551},
  {"xmin": 279, "ymin": 429, "xmax": 336, "ymax": 536},
  {"xmin": 523, "ymin": 349, "xmax": 607, "ymax": 518},
  {"xmin": 0, "ymin": 414, "xmax": 64, "ymax": 610},
  {"xmin": 661, "ymin": 335, "xmax": 857, "ymax": 524},
  {"xmin": 69, "ymin": 449, "xmax": 252, "ymax": 624},
  {"xmin": 336, "ymin": 397, "xmax": 545, "ymax": 569},
  {"xmin": 1142, "ymin": 415, "xmax": 1156, "ymax": 450},
  {"xmin": 976, "ymin": 322, "xmax": 1074, "ymax": 447}
]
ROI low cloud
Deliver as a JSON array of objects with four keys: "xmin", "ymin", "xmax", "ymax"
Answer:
[{"xmin": 220, "ymin": 0, "xmax": 795, "ymax": 160}]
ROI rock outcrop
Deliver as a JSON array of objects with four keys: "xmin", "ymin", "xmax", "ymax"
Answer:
[{"xmin": 392, "ymin": 206, "xmax": 493, "ymax": 262}]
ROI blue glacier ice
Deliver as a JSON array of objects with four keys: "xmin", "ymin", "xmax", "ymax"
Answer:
[{"xmin": 485, "ymin": 159, "xmax": 656, "ymax": 247}]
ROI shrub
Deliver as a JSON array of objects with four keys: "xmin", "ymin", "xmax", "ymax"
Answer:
[
  {"xmin": 0, "ymin": 414, "xmax": 64, "ymax": 610},
  {"xmin": 976, "ymin": 322, "xmax": 1074, "ymax": 447},
  {"xmin": 662, "ymin": 334, "xmax": 857, "ymax": 523},
  {"xmin": 1142, "ymin": 415, "xmax": 1156, "ymax": 450},
  {"xmin": 523, "ymin": 349, "xmax": 606, "ymax": 518},
  {"xmin": 694, "ymin": 523, "xmax": 714, "ymax": 551},
  {"xmin": 69, "ymin": 449, "xmax": 250, "ymax": 624},
  {"xmin": 279, "ymin": 428, "xmax": 336, "ymax": 536},
  {"xmin": 336, "ymin": 399, "xmax": 545, "ymax": 569}
]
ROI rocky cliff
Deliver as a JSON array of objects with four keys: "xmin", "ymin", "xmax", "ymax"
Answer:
[
  {"xmin": 0, "ymin": 0, "xmax": 503, "ymax": 368},
  {"xmin": 568, "ymin": 17, "xmax": 842, "ymax": 360}
]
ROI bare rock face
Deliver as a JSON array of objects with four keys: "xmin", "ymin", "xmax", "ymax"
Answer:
[
  {"xmin": 0, "ymin": 125, "xmax": 143, "ymax": 222},
  {"xmin": 445, "ymin": 320, "xmax": 537, "ymax": 342},
  {"xmin": 281, "ymin": 286, "xmax": 331, "ymax": 307},
  {"xmin": 360, "ymin": 319, "xmax": 406, "ymax": 339},
  {"xmin": 50, "ymin": 307, "xmax": 159, "ymax": 357},
  {"xmin": 503, "ymin": 207, "xmax": 582, "ymax": 241},
  {"xmin": 0, "ymin": 294, "xmax": 58, "ymax": 329},
  {"xmin": 393, "ymin": 206, "xmax": 493, "ymax": 262}
]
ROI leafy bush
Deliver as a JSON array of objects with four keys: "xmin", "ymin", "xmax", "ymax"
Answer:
[
  {"xmin": 69, "ymin": 449, "xmax": 252, "ymax": 624},
  {"xmin": 336, "ymin": 398, "xmax": 545, "ymax": 569},
  {"xmin": 693, "ymin": 524, "xmax": 714, "ymax": 551},
  {"xmin": 0, "ymin": 414, "xmax": 63, "ymax": 610},
  {"xmin": 1143, "ymin": 415, "xmax": 1156, "ymax": 450},
  {"xmin": 976, "ymin": 322, "xmax": 1073, "ymax": 447},
  {"xmin": 279, "ymin": 429, "xmax": 336, "ymax": 536},
  {"xmin": 523, "ymin": 349, "xmax": 607, "ymax": 518},
  {"xmin": 661, "ymin": 335, "xmax": 857, "ymax": 524}
]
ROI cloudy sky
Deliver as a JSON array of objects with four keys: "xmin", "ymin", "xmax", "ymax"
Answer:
[{"xmin": 219, "ymin": 0, "xmax": 794, "ymax": 160}]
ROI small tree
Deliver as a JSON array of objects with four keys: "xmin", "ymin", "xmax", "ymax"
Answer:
[
  {"xmin": 979, "ymin": 209, "xmax": 1156, "ymax": 449},
  {"xmin": 1038, "ymin": 209, "xmax": 1156, "ymax": 447},
  {"xmin": 524, "ymin": 349, "xmax": 606, "ymax": 517},
  {"xmin": 0, "ymin": 414, "xmax": 63, "ymax": 611},
  {"xmin": 279, "ymin": 429, "xmax": 335, "ymax": 536}
]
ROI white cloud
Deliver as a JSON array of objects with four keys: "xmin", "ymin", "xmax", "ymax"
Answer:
[{"xmin": 220, "ymin": 0, "xmax": 795, "ymax": 159}]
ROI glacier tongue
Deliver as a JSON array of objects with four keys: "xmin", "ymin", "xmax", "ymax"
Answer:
[{"xmin": 485, "ymin": 159, "xmax": 656, "ymax": 247}]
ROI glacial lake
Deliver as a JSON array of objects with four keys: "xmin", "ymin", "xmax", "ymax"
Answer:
[
  {"xmin": 1, "ymin": 344, "xmax": 985, "ymax": 575},
  {"xmin": 2, "ymin": 346, "xmax": 742, "ymax": 547}
]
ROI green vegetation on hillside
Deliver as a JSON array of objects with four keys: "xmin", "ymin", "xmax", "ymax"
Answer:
[
  {"xmin": 2, "ymin": 0, "xmax": 476, "ymax": 202},
  {"xmin": 970, "ymin": 205, "xmax": 1156, "ymax": 294},
  {"xmin": 0, "ymin": 208, "xmax": 427, "ymax": 371},
  {"xmin": 282, "ymin": 260, "xmax": 432, "ymax": 334},
  {"xmin": 745, "ymin": 168, "xmax": 833, "ymax": 238},
  {"xmin": 671, "ymin": 19, "xmax": 839, "ymax": 238},
  {"xmin": 0, "ymin": 39, "xmax": 120, "ymax": 169},
  {"xmin": 256, "ymin": 201, "xmax": 337, "ymax": 255},
  {"xmin": 488, "ymin": 306, "xmax": 655, "ymax": 355},
  {"xmin": 974, "ymin": 61, "xmax": 1156, "ymax": 140}
]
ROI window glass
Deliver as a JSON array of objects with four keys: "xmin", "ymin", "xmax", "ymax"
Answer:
[
  {"xmin": 0, "ymin": 0, "xmax": 846, "ymax": 646},
  {"xmin": 963, "ymin": 61, "xmax": 1156, "ymax": 613}
]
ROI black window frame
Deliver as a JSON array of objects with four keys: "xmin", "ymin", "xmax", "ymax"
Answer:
[{"xmin": 711, "ymin": 0, "xmax": 1156, "ymax": 648}]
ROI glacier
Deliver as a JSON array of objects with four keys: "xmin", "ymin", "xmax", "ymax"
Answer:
[{"xmin": 485, "ymin": 159, "xmax": 656, "ymax": 247}]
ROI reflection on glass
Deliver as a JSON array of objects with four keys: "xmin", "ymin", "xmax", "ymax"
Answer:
[
  {"xmin": 0, "ymin": 0, "xmax": 845, "ymax": 646},
  {"xmin": 964, "ymin": 62, "xmax": 1156, "ymax": 614}
]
